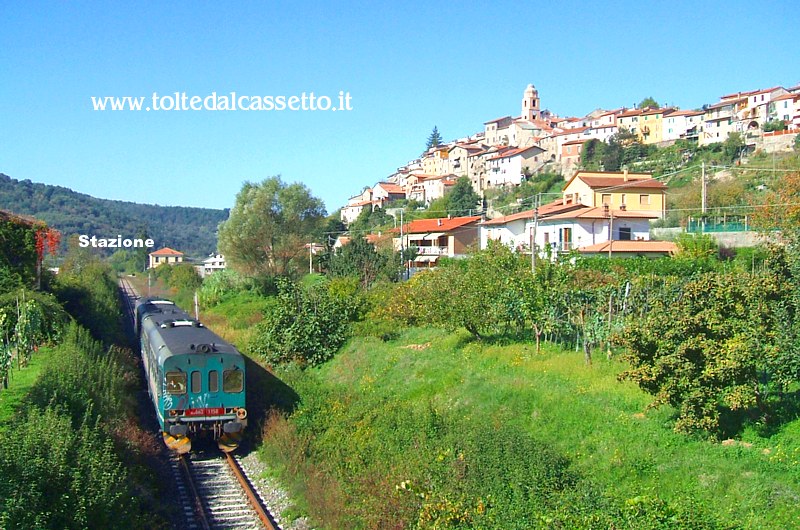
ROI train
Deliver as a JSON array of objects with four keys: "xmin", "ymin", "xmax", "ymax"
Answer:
[{"xmin": 134, "ymin": 297, "xmax": 247, "ymax": 453}]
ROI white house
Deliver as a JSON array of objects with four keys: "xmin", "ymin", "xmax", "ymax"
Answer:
[
  {"xmin": 202, "ymin": 253, "xmax": 226, "ymax": 276},
  {"xmin": 484, "ymin": 145, "xmax": 546, "ymax": 188},
  {"xmin": 481, "ymin": 201, "xmax": 659, "ymax": 256},
  {"xmin": 663, "ymin": 110, "xmax": 704, "ymax": 142}
]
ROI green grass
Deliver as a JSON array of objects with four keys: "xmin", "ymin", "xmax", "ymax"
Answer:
[
  {"xmin": 0, "ymin": 348, "xmax": 52, "ymax": 427},
  {"xmin": 267, "ymin": 327, "xmax": 800, "ymax": 528}
]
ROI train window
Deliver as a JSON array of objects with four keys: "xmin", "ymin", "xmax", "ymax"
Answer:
[
  {"xmin": 191, "ymin": 371, "xmax": 201, "ymax": 393},
  {"xmin": 209, "ymin": 370, "xmax": 219, "ymax": 393},
  {"xmin": 166, "ymin": 372, "xmax": 186, "ymax": 395},
  {"xmin": 223, "ymin": 369, "xmax": 243, "ymax": 393}
]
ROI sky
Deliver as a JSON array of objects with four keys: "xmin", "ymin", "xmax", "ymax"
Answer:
[{"xmin": 1, "ymin": 1, "xmax": 798, "ymax": 214}]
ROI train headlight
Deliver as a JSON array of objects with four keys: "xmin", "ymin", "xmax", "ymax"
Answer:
[{"xmin": 236, "ymin": 408, "xmax": 248, "ymax": 420}]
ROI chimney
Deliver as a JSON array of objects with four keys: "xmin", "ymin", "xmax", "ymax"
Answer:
[
  {"xmin": 623, "ymin": 168, "xmax": 629, "ymax": 181},
  {"xmin": 437, "ymin": 219, "xmax": 443, "ymax": 226}
]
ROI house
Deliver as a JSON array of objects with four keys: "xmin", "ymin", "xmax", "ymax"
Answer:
[
  {"xmin": 701, "ymin": 100, "xmax": 736, "ymax": 145},
  {"xmin": 341, "ymin": 188, "xmax": 378, "ymax": 224},
  {"xmin": 769, "ymin": 93, "xmax": 800, "ymax": 127},
  {"xmin": 396, "ymin": 216, "xmax": 482, "ymax": 267},
  {"xmin": 484, "ymin": 145, "xmax": 546, "ymax": 188},
  {"xmin": 480, "ymin": 199, "xmax": 584, "ymax": 251},
  {"xmin": 372, "ymin": 182, "xmax": 406, "ymax": 205},
  {"xmin": 484, "ymin": 116, "xmax": 515, "ymax": 146},
  {"xmin": 560, "ymin": 139, "xmax": 589, "ymax": 174},
  {"xmin": 663, "ymin": 110, "xmax": 705, "ymax": 142},
  {"xmin": 201, "ymin": 253, "xmax": 226, "ymax": 277},
  {"xmin": 616, "ymin": 108, "xmax": 643, "ymax": 137},
  {"xmin": 407, "ymin": 174, "xmax": 458, "ymax": 205},
  {"xmin": 637, "ymin": 107, "xmax": 676, "ymax": 145},
  {"xmin": 149, "ymin": 247, "xmax": 184, "ymax": 269},
  {"xmin": 481, "ymin": 200, "xmax": 659, "ymax": 256},
  {"xmin": 562, "ymin": 170, "xmax": 667, "ymax": 219},
  {"xmin": 535, "ymin": 205, "xmax": 659, "ymax": 253}
]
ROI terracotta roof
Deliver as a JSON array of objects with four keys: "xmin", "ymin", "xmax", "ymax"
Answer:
[
  {"xmin": 563, "ymin": 171, "xmax": 665, "ymax": 191},
  {"xmin": 543, "ymin": 206, "xmax": 660, "ymax": 221},
  {"xmin": 551, "ymin": 126, "xmax": 589, "ymax": 138},
  {"xmin": 486, "ymin": 145, "xmax": 543, "ymax": 161},
  {"xmin": 562, "ymin": 139, "xmax": 590, "ymax": 146},
  {"xmin": 618, "ymin": 109, "xmax": 643, "ymax": 118},
  {"xmin": 578, "ymin": 240, "xmax": 677, "ymax": 254},
  {"xmin": 150, "ymin": 247, "xmax": 183, "ymax": 256},
  {"xmin": 668, "ymin": 109, "xmax": 705, "ymax": 117},
  {"xmin": 772, "ymin": 93, "xmax": 798, "ymax": 102},
  {"xmin": 375, "ymin": 182, "xmax": 404, "ymax": 194},
  {"xmin": 403, "ymin": 216, "xmax": 481, "ymax": 234},
  {"xmin": 482, "ymin": 200, "xmax": 583, "ymax": 226}
]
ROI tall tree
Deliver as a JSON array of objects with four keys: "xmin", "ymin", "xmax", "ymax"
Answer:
[
  {"xmin": 217, "ymin": 176, "xmax": 326, "ymax": 277},
  {"xmin": 448, "ymin": 176, "xmax": 481, "ymax": 216},
  {"xmin": 426, "ymin": 126, "xmax": 443, "ymax": 150}
]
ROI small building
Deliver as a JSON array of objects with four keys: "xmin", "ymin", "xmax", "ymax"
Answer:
[
  {"xmin": 149, "ymin": 247, "xmax": 184, "ymax": 269},
  {"xmin": 562, "ymin": 170, "xmax": 667, "ymax": 219},
  {"xmin": 202, "ymin": 253, "xmax": 226, "ymax": 276},
  {"xmin": 396, "ymin": 215, "xmax": 482, "ymax": 268}
]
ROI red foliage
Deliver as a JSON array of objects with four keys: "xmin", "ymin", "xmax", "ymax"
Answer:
[{"xmin": 34, "ymin": 227, "xmax": 61, "ymax": 260}]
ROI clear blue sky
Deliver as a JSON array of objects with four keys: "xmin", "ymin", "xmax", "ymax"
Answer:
[{"xmin": 1, "ymin": 1, "xmax": 797, "ymax": 213}]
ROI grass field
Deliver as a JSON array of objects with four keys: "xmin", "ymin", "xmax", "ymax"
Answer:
[
  {"xmin": 0, "ymin": 348, "xmax": 52, "ymax": 427},
  {"xmin": 256, "ymin": 327, "xmax": 800, "ymax": 528}
]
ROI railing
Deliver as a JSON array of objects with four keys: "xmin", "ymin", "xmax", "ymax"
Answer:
[
  {"xmin": 687, "ymin": 216, "xmax": 750, "ymax": 233},
  {"xmin": 416, "ymin": 245, "xmax": 448, "ymax": 256}
]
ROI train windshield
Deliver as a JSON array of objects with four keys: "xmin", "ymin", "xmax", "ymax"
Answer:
[
  {"xmin": 166, "ymin": 372, "xmax": 187, "ymax": 394},
  {"xmin": 223, "ymin": 369, "xmax": 243, "ymax": 393}
]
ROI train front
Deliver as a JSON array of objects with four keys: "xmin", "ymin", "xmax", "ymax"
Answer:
[{"xmin": 157, "ymin": 325, "xmax": 248, "ymax": 453}]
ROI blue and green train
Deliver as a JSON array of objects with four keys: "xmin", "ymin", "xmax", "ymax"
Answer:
[{"xmin": 134, "ymin": 298, "xmax": 247, "ymax": 453}]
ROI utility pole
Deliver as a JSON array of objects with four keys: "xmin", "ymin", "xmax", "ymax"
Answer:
[
  {"xmin": 308, "ymin": 243, "xmax": 313, "ymax": 274},
  {"xmin": 701, "ymin": 160, "xmax": 707, "ymax": 233},
  {"xmin": 701, "ymin": 161, "xmax": 707, "ymax": 213},
  {"xmin": 608, "ymin": 207, "xmax": 614, "ymax": 259},
  {"xmin": 399, "ymin": 209, "xmax": 406, "ymax": 279},
  {"xmin": 531, "ymin": 193, "xmax": 540, "ymax": 272}
]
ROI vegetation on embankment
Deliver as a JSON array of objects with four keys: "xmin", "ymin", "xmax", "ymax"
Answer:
[
  {"xmin": 0, "ymin": 237, "xmax": 170, "ymax": 528},
  {"xmin": 184, "ymin": 229, "xmax": 800, "ymax": 529},
  {"xmin": 258, "ymin": 329, "xmax": 799, "ymax": 529}
]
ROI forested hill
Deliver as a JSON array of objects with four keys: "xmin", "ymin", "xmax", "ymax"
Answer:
[{"xmin": 0, "ymin": 173, "xmax": 228, "ymax": 258}]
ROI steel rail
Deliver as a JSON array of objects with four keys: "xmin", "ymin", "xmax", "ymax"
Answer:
[{"xmin": 225, "ymin": 452, "xmax": 277, "ymax": 530}]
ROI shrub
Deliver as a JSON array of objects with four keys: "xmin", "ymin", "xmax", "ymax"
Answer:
[{"xmin": 249, "ymin": 279, "xmax": 350, "ymax": 367}]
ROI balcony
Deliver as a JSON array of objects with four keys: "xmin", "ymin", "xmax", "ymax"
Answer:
[{"xmin": 416, "ymin": 245, "xmax": 449, "ymax": 256}]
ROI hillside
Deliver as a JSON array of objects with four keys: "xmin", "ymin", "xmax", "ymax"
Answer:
[{"xmin": 0, "ymin": 173, "xmax": 228, "ymax": 258}]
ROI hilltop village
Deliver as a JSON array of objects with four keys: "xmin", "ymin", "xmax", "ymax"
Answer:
[{"xmin": 339, "ymin": 83, "xmax": 800, "ymax": 263}]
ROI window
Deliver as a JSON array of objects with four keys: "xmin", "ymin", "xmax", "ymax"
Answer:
[
  {"xmin": 640, "ymin": 194, "xmax": 650, "ymax": 205},
  {"xmin": 166, "ymin": 372, "xmax": 186, "ymax": 395},
  {"xmin": 621, "ymin": 194, "xmax": 626, "ymax": 206},
  {"xmin": 209, "ymin": 370, "xmax": 219, "ymax": 393},
  {"xmin": 619, "ymin": 227, "xmax": 632, "ymax": 241},
  {"xmin": 191, "ymin": 371, "xmax": 201, "ymax": 393},
  {"xmin": 602, "ymin": 194, "xmax": 611, "ymax": 205},
  {"xmin": 223, "ymin": 369, "xmax": 244, "ymax": 393}
]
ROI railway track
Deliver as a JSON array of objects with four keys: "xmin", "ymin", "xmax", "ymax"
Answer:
[{"xmin": 118, "ymin": 277, "xmax": 280, "ymax": 530}]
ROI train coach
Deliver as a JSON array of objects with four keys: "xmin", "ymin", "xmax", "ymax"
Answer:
[{"xmin": 134, "ymin": 297, "xmax": 247, "ymax": 453}]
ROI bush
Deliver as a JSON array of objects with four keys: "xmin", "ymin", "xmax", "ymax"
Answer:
[{"xmin": 249, "ymin": 279, "xmax": 351, "ymax": 367}]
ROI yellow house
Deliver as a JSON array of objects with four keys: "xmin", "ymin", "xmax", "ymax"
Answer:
[
  {"xmin": 149, "ymin": 247, "xmax": 184, "ymax": 269},
  {"xmin": 638, "ymin": 107, "xmax": 676, "ymax": 145},
  {"xmin": 562, "ymin": 170, "xmax": 666, "ymax": 218}
]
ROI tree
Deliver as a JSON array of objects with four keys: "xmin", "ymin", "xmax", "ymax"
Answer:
[
  {"xmin": 618, "ymin": 272, "xmax": 781, "ymax": 436},
  {"xmin": 638, "ymin": 97, "xmax": 660, "ymax": 109},
  {"xmin": 217, "ymin": 176, "xmax": 326, "ymax": 277},
  {"xmin": 328, "ymin": 235, "xmax": 398, "ymax": 288},
  {"xmin": 722, "ymin": 132, "xmax": 745, "ymax": 163},
  {"xmin": 426, "ymin": 126, "xmax": 443, "ymax": 150},
  {"xmin": 447, "ymin": 176, "xmax": 481, "ymax": 216}
]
